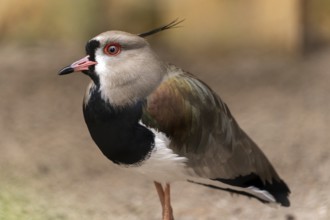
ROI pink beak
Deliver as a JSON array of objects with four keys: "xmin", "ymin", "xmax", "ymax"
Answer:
[{"xmin": 59, "ymin": 56, "xmax": 97, "ymax": 75}]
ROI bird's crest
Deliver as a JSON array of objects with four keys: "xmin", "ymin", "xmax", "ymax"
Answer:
[{"xmin": 139, "ymin": 19, "xmax": 184, "ymax": 38}]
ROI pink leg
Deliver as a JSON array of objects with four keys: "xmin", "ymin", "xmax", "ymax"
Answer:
[
  {"xmin": 154, "ymin": 182, "xmax": 174, "ymax": 220},
  {"xmin": 164, "ymin": 183, "xmax": 174, "ymax": 220},
  {"xmin": 154, "ymin": 181, "xmax": 165, "ymax": 208}
]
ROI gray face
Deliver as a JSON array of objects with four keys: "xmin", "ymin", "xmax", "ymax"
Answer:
[{"xmin": 86, "ymin": 31, "xmax": 166, "ymax": 107}]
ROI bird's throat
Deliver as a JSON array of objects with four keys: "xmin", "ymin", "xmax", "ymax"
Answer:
[{"xmin": 83, "ymin": 88, "xmax": 155, "ymax": 165}]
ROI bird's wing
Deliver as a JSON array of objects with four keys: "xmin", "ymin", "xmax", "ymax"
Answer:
[{"xmin": 142, "ymin": 64, "xmax": 280, "ymax": 183}]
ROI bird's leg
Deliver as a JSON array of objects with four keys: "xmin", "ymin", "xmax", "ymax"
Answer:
[
  {"xmin": 154, "ymin": 182, "xmax": 174, "ymax": 220},
  {"xmin": 154, "ymin": 181, "xmax": 165, "ymax": 208},
  {"xmin": 163, "ymin": 183, "xmax": 174, "ymax": 220}
]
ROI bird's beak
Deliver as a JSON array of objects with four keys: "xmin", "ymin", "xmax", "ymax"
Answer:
[{"xmin": 59, "ymin": 55, "xmax": 97, "ymax": 75}]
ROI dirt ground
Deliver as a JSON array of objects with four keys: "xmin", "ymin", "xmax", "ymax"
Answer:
[{"xmin": 0, "ymin": 44, "xmax": 329, "ymax": 220}]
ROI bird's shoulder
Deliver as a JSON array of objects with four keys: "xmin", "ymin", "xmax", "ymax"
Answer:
[
  {"xmin": 142, "ymin": 64, "xmax": 280, "ymax": 182},
  {"xmin": 142, "ymin": 63, "xmax": 234, "ymax": 156}
]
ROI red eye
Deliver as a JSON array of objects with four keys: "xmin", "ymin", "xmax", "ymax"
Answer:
[{"xmin": 104, "ymin": 43, "xmax": 121, "ymax": 56}]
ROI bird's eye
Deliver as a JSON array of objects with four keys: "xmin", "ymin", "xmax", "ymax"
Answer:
[{"xmin": 104, "ymin": 43, "xmax": 121, "ymax": 56}]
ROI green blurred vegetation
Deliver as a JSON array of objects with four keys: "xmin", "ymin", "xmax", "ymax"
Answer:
[
  {"xmin": 0, "ymin": 0, "xmax": 329, "ymax": 54},
  {"xmin": 0, "ymin": 0, "xmax": 160, "ymax": 45},
  {"xmin": 0, "ymin": 0, "xmax": 108, "ymax": 44},
  {"xmin": 0, "ymin": 181, "xmax": 55, "ymax": 220}
]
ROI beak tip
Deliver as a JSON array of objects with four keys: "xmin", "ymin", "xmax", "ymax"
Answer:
[{"xmin": 58, "ymin": 67, "xmax": 74, "ymax": 75}]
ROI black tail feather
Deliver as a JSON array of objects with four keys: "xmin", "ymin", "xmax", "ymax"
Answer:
[
  {"xmin": 214, "ymin": 173, "xmax": 290, "ymax": 206},
  {"xmin": 189, "ymin": 173, "xmax": 290, "ymax": 207}
]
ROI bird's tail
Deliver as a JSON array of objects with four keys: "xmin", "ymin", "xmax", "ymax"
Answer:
[{"xmin": 188, "ymin": 174, "xmax": 290, "ymax": 207}]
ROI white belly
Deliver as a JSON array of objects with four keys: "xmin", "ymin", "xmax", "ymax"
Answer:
[{"xmin": 123, "ymin": 125, "xmax": 192, "ymax": 183}]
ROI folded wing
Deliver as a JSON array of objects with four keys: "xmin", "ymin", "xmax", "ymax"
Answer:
[{"xmin": 142, "ymin": 65, "xmax": 290, "ymax": 206}]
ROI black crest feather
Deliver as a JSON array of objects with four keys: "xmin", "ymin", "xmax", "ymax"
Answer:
[{"xmin": 139, "ymin": 19, "xmax": 184, "ymax": 38}]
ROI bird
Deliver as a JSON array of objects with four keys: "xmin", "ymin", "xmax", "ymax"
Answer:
[{"xmin": 59, "ymin": 20, "xmax": 290, "ymax": 220}]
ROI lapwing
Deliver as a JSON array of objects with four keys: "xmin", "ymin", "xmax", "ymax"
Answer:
[{"xmin": 59, "ymin": 20, "xmax": 290, "ymax": 220}]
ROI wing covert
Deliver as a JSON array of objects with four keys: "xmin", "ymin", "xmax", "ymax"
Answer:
[{"xmin": 142, "ymin": 65, "xmax": 280, "ymax": 182}]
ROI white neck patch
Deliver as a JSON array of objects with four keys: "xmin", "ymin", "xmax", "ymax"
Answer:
[{"xmin": 93, "ymin": 46, "xmax": 166, "ymax": 107}]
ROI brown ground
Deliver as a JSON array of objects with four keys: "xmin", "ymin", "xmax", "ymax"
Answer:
[{"xmin": 0, "ymin": 44, "xmax": 329, "ymax": 220}]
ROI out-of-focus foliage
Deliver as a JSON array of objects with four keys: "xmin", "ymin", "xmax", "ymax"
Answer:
[
  {"xmin": 0, "ymin": 0, "xmax": 110, "ymax": 44},
  {"xmin": 0, "ymin": 0, "xmax": 160, "ymax": 44},
  {"xmin": 302, "ymin": 0, "xmax": 330, "ymax": 52},
  {"xmin": 0, "ymin": 0, "xmax": 329, "ymax": 53}
]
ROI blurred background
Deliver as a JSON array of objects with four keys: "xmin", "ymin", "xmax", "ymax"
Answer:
[{"xmin": 0, "ymin": 0, "xmax": 329, "ymax": 219}]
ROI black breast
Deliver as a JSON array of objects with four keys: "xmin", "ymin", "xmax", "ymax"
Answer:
[{"xmin": 83, "ymin": 88, "xmax": 155, "ymax": 165}]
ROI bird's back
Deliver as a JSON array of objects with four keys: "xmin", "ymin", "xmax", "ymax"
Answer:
[{"xmin": 142, "ymin": 64, "xmax": 290, "ymax": 206}]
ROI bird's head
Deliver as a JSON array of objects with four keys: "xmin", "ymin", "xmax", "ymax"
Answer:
[{"xmin": 59, "ymin": 20, "xmax": 183, "ymax": 106}]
